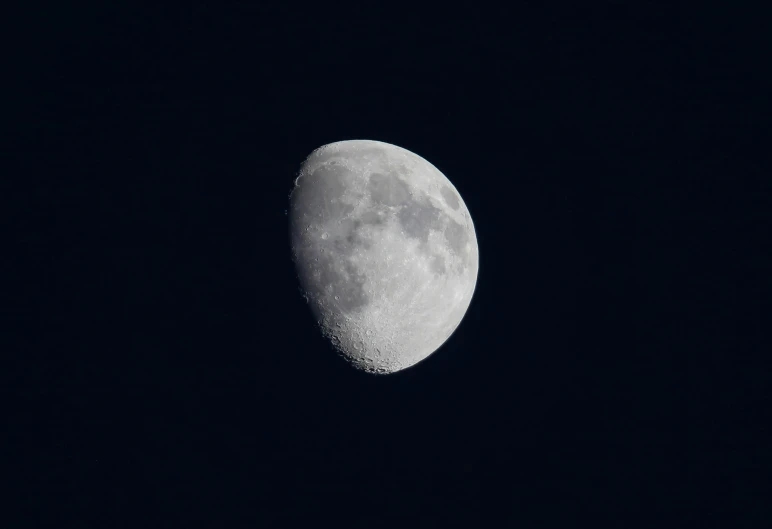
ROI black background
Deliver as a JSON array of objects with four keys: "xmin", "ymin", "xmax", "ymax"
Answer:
[{"xmin": 6, "ymin": 4, "xmax": 769, "ymax": 527}]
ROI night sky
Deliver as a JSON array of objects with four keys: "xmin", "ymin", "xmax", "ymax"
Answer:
[{"xmin": 7, "ymin": 4, "xmax": 768, "ymax": 527}]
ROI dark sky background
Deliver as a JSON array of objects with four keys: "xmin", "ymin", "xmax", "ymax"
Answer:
[{"xmin": 6, "ymin": 4, "xmax": 768, "ymax": 528}]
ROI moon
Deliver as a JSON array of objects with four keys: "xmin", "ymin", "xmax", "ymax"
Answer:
[{"xmin": 289, "ymin": 140, "xmax": 479, "ymax": 374}]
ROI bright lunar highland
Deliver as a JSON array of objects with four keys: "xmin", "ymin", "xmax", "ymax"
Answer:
[{"xmin": 289, "ymin": 140, "xmax": 479, "ymax": 374}]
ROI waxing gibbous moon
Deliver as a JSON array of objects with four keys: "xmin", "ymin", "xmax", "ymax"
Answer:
[{"xmin": 289, "ymin": 140, "xmax": 479, "ymax": 374}]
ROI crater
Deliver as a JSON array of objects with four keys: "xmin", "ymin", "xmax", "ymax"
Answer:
[{"xmin": 397, "ymin": 198, "xmax": 443, "ymax": 243}]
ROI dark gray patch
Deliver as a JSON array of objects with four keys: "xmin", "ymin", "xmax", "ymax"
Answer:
[
  {"xmin": 430, "ymin": 254, "xmax": 446, "ymax": 275},
  {"xmin": 444, "ymin": 218, "xmax": 469, "ymax": 266},
  {"xmin": 368, "ymin": 172, "xmax": 411, "ymax": 206},
  {"xmin": 397, "ymin": 199, "xmax": 443, "ymax": 243},
  {"xmin": 440, "ymin": 185, "xmax": 459, "ymax": 210},
  {"xmin": 359, "ymin": 209, "xmax": 385, "ymax": 226}
]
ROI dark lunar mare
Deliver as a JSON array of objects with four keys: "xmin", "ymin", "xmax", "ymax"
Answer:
[{"xmin": 367, "ymin": 170, "xmax": 469, "ymax": 263}]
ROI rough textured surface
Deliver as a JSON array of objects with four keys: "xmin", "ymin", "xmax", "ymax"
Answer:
[{"xmin": 289, "ymin": 140, "xmax": 479, "ymax": 374}]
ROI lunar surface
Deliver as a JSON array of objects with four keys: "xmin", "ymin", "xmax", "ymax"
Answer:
[{"xmin": 289, "ymin": 140, "xmax": 479, "ymax": 374}]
